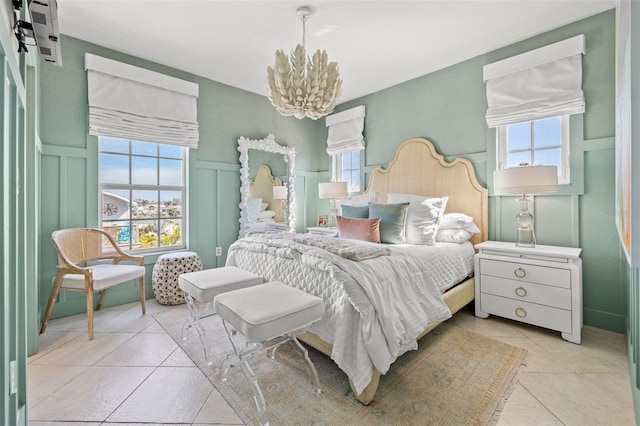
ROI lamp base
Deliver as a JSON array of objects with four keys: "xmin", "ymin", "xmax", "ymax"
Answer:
[{"xmin": 515, "ymin": 197, "xmax": 536, "ymax": 247}]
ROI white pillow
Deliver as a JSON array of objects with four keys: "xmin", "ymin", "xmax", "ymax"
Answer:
[
  {"xmin": 439, "ymin": 213, "xmax": 481, "ymax": 234},
  {"xmin": 260, "ymin": 202, "xmax": 269, "ymax": 212},
  {"xmin": 258, "ymin": 210, "xmax": 276, "ymax": 220},
  {"xmin": 436, "ymin": 229, "xmax": 473, "ymax": 244},
  {"xmin": 246, "ymin": 197, "xmax": 262, "ymax": 223},
  {"xmin": 337, "ymin": 192, "xmax": 379, "ymax": 215},
  {"xmin": 386, "ymin": 193, "xmax": 448, "ymax": 245}
]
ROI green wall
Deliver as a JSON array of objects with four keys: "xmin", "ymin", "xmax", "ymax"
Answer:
[
  {"xmin": 330, "ymin": 10, "xmax": 624, "ymax": 333},
  {"xmin": 38, "ymin": 35, "xmax": 326, "ymax": 321},
  {"xmin": 0, "ymin": 2, "xmax": 40, "ymax": 424}
]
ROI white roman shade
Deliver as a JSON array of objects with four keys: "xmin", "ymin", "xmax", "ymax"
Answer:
[
  {"xmin": 483, "ymin": 35, "xmax": 585, "ymax": 128},
  {"xmin": 85, "ymin": 53, "xmax": 199, "ymax": 148},
  {"xmin": 325, "ymin": 105, "xmax": 365, "ymax": 156}
]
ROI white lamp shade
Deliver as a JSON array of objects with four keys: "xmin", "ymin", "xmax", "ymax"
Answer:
[
  {"xmin": 494, "ymin": 165, "xmax": 559, "ymax": 195},
  {"xmin": 272, "ymin": 185, "xmax": 288, "ymax": 200},
  {"xmin": 318, "ymin": 181, "xmax": 349, "ymax": 199}
]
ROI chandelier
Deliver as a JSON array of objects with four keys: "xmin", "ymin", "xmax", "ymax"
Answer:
[{"xmin": 267, "ymin": 6, "xmax": 342, "ymax": 120}]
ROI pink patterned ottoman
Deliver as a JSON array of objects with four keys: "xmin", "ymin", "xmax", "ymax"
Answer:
[{"xmin": 152, "ymin": 251, "xmax": 203, "ymax": 305}]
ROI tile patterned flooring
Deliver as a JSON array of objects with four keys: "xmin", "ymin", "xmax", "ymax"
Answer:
[{"xmin": 27, "ymin": 299, "xmax": 636, "ymax": 425}]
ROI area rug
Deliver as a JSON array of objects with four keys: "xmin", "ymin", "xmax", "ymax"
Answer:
[{"xmin": 154, "ymin": 306, "xmax": 527, "ymax": 425}]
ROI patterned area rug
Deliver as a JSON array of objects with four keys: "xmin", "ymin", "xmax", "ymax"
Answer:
[{"xmin": 154, "ymin": 306, "xmax": 527, "ymax": 425}]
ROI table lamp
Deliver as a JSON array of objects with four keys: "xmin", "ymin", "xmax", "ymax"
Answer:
[
  {"xmin": 318, "ymin": 181, "xmax": 349, "ymax": 227},
  {"xmin": 494, "ymin": 165, "xmax": 558, "ymax": 247},
  {"xmin": 272, "ymin": 185, "xmax": 288, "ymax": 224}
]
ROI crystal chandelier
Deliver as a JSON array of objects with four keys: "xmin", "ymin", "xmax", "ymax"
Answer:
[{"xmin": 267, "ymin": 6, "xmax": 342, "ymax": 120}]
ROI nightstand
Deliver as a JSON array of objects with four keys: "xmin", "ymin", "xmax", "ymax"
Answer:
[
  {"xmin": 474, "ymin": 241, "xmax": 583, "ymax": 344},
  {"xmin": 306, "ymin": 227, "xmax": 339, "ymax": 237}
]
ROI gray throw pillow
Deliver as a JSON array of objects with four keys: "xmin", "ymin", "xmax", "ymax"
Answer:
[{"xmin": 368, "ymin": 202, "xmax": 409, "ymax": 244}]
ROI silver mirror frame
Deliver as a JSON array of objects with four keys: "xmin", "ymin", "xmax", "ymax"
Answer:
[{"xmin": 238, "ymin": 134, "xmax": 296, "ymax": 238}]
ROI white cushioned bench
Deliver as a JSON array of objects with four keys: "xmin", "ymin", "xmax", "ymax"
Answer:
[
  {"xmin": 178, "ymin": 266, "xmax": 264, "ymax": 364},
  {"xmin": 214, "ymin": 282, "xmax": 325, "ymax": 415}
]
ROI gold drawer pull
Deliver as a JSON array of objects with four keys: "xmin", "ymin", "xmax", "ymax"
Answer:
[
  {"xmin": 515, "ymin": 286, "xmax": 527, "ymax": 297},
  {"xmin": 515, "ymin": 307, "xmax": 527, "ymax": 318},
  {"xmin": 514, "ymin": 267, "xmax": 527, "ymax": 278}
]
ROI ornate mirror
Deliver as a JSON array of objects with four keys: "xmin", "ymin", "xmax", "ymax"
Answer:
[{"xmin": 238, "ymin": 135, "xmax": 296, "ymax": 238}]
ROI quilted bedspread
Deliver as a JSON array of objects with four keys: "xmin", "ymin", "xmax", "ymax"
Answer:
[{"xmin": 226, "ymin": 234, "xmax": 459, "ymax": 393}]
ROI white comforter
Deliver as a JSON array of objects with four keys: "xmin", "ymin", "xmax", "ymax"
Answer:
[{"xmin": 226, "ymin": 234, "xmax": 468, "ymax": 393}]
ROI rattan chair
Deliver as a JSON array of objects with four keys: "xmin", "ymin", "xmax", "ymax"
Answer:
[{"xmin": 40, "ymin": 228, "xmax": 147, "ymax": 340}]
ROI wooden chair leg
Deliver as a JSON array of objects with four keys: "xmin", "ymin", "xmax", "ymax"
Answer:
[
  {"xmin": 40, "ymin": 275, "xmax": 63, "ymax": 334},
  {"xmin": 96, "ymin": 289, "xmax": 108, "ymax": 311},
  {"xmin": 86, "ymin": 289, "xmax": 94, "ymax": 340},
  {"xmin": 139, "ymin": 276, "xmax": 146, "ymax": 315}
]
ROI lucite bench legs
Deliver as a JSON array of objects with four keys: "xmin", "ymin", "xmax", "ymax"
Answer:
[
  {"xmin": 219, "ymin": 319, "xmax": 322, "ymax": 417},
  {"xmin": 181, "ymin": 292, "xmax": 215, "ymax": 366}
]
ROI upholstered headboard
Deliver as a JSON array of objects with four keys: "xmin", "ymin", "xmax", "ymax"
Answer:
[{"xmin": 365, "ymin": 138, "xmax": 488, "ymax": 246}]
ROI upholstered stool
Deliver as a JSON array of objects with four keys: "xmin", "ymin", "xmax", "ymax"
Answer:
[
  {"xmin": 152, "ymin": 251, "xmax": 203, "ymax": 305},
  {"xmin": 178, "ymin": 266, "xmax": 264, "ymax": 364},
  {"xmin": 214, "ymin": 282, "xmax": 325, "ymax": 414}
]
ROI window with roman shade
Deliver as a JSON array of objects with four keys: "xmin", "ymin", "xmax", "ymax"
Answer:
[
  {"xmin": 325, "ymin": 105, "xmax": 366, "ymax": 156},
  {"xmin": 85, "ymin": 53, "xmax": 199, "ymax": 148},
  {"xmin": 483, "ymin": 35, "xmax": 585, "ymax": 128}
]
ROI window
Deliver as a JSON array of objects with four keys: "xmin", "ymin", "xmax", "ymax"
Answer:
[
  {"xmin": 334, "ymin": 150, "xmax": 362, "ymax": 193},
  {"xmin": 497, "ymin": 115, "xmax": 570, "ymax": 184},
  {"xmin": 99, "ymin": 136, "xmax": 186, "ymax": 253}
]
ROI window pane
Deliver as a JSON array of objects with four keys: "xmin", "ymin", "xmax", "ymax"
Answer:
[
  {"xmin": 507, "ymin": 122, "xmax": 531, "ymax": 151},
  {"xmin": 160, "ymin": 219, "xmax": 183, "ymax": 247},
  {"xmin": 100, "ymin": 137, "xmax": 129, "ymax": 153},
  {"xmin": 534, "ymin": 148, "xmax": 562, "ymax": 170},
  {"xmin": 160, "ymin": 191, "xmax": 182, "ymax": 218},
  {"xmin": 100, "ymin": 153, "xmax": 129, "ymax": 184},
  {"xmin": 351, "ymin": 150, "xmax": 361, "ymax": 169},
  {"xmin": 103, "ymin": 220, "xmax": 134, "ymax": 249},
  {"xmin": 534, "ymin": 117, "xmax": 561, "ymax": 148},
  {"xmin": 131, "ymin": 140, "xmax": 158, "ymax": 156},
  {"xmin": 159, "ymin": 144, "xmax": 182, "ymax": 159},
  {"xmin": 131, "ymin": 156, "xmax": 158, "ymax": 185},
  {"xmin": 341, "ymin": 152, "xmax": 351, "ymax": 171},
  {"xmin": 351, "ymin": 172, "xmax": 360, "ymax": 192},
  {"xmin": 132, "ymin": 190, "xmax": 159, "ymax": 219},
  {"xmin": 507, "ymin": 151, "xmax": 532, "ymax": 168},
  {"xmin": 137, "ymin": 220, "xmax": 159, "ymax": 249},
  {"xmin": 159, "ymin": 159, "xmax": 183, "ymax": 186}
]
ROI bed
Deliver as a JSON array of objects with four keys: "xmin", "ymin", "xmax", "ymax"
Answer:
[
  {"xmin": 245, "ymin": 164, "xmax": 286, "ymax": 233},
  {"xmin": 226, "ymin": 138, "xmax": 488, "ymax": 404}
]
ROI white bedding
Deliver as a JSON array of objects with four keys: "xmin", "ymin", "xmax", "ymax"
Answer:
[{"xmin": 226, "ymin": 234, "xmax": 474, "ymax": 393}]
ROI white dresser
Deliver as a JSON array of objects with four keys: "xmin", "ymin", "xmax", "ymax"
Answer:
[{"xmin": 474, "ymin": 241, "xmax": 583, "ymax": 344}]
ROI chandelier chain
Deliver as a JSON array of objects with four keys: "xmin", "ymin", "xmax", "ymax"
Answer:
[{"xmin": 301, "ymin": 15, "xmax": 306, "ymax": 49}]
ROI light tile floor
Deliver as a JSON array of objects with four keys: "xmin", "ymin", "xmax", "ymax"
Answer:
[{"xmin": 27, "ymin": 299, "xmax": 636, "ymax": 425}]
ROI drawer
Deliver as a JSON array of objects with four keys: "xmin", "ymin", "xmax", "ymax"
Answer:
[
  {"xmin": 480, "ymin": 275, "xmax": 571, "ymax": 310},
  {"xmin": 479, "ymin": 259, "xmax": 570, "ymax": 289},
  {"xmin": 480, "ymin": 293, "xmax": 572, "ymax": 333}
]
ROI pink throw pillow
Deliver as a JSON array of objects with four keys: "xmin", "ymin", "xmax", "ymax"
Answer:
[{"xmin": 336, "ymin": 215, "xmax": 381, "ymax": 243}]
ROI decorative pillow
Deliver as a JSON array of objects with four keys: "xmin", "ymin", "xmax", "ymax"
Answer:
[
  {"xmin": 336, "ymin": 216, "xmax": 381, "ymax": 243},
  {"xmin": 337, "ymin": 192, "xmax": 379, "ymax": 215},
  {"xmin": 436, "ymin": 229, "xmax": 473, "ymax": 244},
  {"xmin": 341, "ymin": 204, "xmax": 369, "ymax": 219},
  {"xmin": 368, "ymin": 202, "xmax": 409, "ymax": 244},
  {"xmin": 246, "ymin": 197, "xmax": 262, "ymax": 223},
  {"xmin": 260, "ymin": 202, "xmax": 269, "ymax": 212},
  {"xmin": 386, "ymin": 193, "xmax": 448, "ymax": 245},
  {"xmin": 439, "ymin": 213, "xmax": 481, "ymax": 234},
  {"xmin": 258, "ymin": 210, "xmax": 276, "ymax": 220}
]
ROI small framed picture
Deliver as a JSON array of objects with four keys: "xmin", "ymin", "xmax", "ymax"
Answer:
[{"xmin": 318, "ymin": 215, "xmax": 328, "ymax": 228}]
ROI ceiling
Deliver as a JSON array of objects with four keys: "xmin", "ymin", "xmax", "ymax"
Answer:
[{"xmin": 56, "ymin": 0, "xmax": 615, "ymax": 104}]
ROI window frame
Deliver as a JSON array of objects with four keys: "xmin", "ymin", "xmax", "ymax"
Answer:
[
  {"xmin": 98, "ymin": 137, "xmax": 187, "ymax": 254},
  {"xmin": 496, "ymin": 115, "xmax": 570, "ymax": 185},
  {"xmin": 332, "ymin": 149, "xmax": 364, "ymax": 194}
]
